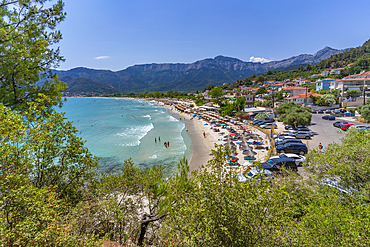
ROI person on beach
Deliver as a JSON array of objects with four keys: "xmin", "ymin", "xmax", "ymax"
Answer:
[
  {"xmin": 164, "ymin": 142, "xmax": 167, "ymax": 148},
  {"xmin": 159, "ymin": 136, "xmax": 161, "ymax": 141},
  {"xmin": 167, "ymin": 141, "xmax": 170, "ymax": 147},
  {"xmin": 203, "ymin": 132, "xmax": 206, "ymax": 138}
]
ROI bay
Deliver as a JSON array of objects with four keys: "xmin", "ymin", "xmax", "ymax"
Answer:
[{"xmin": 58, "ymin": 97, "xmax": 192, "ymax": 174}]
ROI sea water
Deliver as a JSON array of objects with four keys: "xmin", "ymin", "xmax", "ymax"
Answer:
[{"xmin": 58, "ymin": 97, "xmax": 192, "ymax": 174}]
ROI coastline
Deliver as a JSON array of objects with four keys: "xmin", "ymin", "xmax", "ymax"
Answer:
[{"xmin": 166, "ymin": 107, "xmax": 219, "ymax": 172}]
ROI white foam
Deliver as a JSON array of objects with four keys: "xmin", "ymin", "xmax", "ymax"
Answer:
[
  {"xmin": 143, "ymin": 115, "xmax": 151, "ymax": 120},
  {"xmin": 150, "ymin": 154, "xmax": 158, "ymax": 159},
  {"xmin": 168, "ymin": 115, "xmax": 178, "ymax": 122},
  {"xmin": 117, "ymin": 123, "xmax": 154, "ymax": 146}
]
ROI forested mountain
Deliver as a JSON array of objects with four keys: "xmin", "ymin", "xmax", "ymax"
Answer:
[{"xmin": 55, "ymin": 46, "xmax": 348, "ymax": 94}]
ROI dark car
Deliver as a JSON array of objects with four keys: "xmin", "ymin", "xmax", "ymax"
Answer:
[
  {"xmin": 260, "ymin": 157, "xmax": 298, "ymax": 172},
  {"xmin": 325, "ymin": 109, "xmax": 331, "ymax": 114},
  {"xmin": 252, "ymin": 120, "xmax": 264, "ymax": 125},
  {"xmin": 340, "ymin": 109, "xmax": 346, "ymax": 113},
  {"xmin": 333, "ymin": 121, "xmax": 348, "ymax": 127},
  {"xmin": 311, "ymin": 109, "xmax": 317, "ymax": 114},
  {"xmin": 317, "ymin": 110, "xmax": 324, "ymax": 114},
  {"xmin": 322, "ymin": 115, "xmax": 335, "ymax": 120},
  {"xmin": 276, "ymin": 142, "xmax": 308, "ymax": 155},
  {"xmin": 276, "ymin": 138, "xmax": 302, "ymax": 146}
]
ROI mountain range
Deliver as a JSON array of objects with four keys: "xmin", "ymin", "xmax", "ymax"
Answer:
[{"xmin": 56, "ymin": 46, "xmax": 348, "ymax": 94}]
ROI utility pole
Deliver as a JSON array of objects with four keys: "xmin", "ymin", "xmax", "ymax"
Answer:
[
  {"xmin": 305, "ymin": 86, "xmax": 308, "ymax": 106},
  {"xmin": 364, "ymin": 79, "xmax": 366, "ymax": 105}
]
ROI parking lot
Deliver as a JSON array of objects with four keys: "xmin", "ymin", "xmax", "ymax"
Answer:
[{"xmin": 275, "ymin": 114, "xmax": 370, "ymax": 151}]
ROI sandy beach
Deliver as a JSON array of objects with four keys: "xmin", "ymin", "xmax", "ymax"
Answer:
[{"xmin": 167, "ymin": 107, "xmax": 224, "ymax": 172}]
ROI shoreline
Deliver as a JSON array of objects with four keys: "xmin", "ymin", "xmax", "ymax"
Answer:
[{"xmin": 166, "ymin": 107, "xmax": 218, "ymax": 172}]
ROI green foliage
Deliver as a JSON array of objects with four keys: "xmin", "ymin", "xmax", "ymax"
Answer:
[
  {"xmin": 306, "ymin": 129, "xmax": 370, "ymax": 199},
  {"xmin": 357, "ymin": 99, "xmax": 370, "ymax": 122},
  {"xmin": 0, "ymin": 0, "xmax": 67, "ymax": 111},
  {"xmin": 209, "ymin": 87, "xmax": 224, "ymax": 100},
  {"xmin": 219, "ymin": 101, "xmax": 235, "ymax": 116},
  {"xmin": 0, "ymin": 95, "xmax": 99, "ymax": 205},
  {"xmin": 321, "ymin": 94, "xmax": 336, "ymax": 106},
  {"xmin": 276, "ymin": 102, "xmax": 312, "ymax": 128},
  {"xmin": 256, "ymin": 86, "xmax": 267, "ymax": 95},
  {"xmin": 346, "ymin": 89, "xmax": 361, "ymax": 97},
  {"xmin": 0, "ymin": 98, "xmax": 98, "ymax": 246},
  {"xmin": 235, "ymin": 96, "xmax": 246, "ymax": 111},
  {"xmin": 195, "ymin": 98, "xmax": 204, "ymax": 106},
  {"xmin": 254, "ymin": 112, "xmax": 269, "ymax": 120}
]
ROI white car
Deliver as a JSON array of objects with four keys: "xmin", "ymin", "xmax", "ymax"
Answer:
[
  {"xmin": 274, "ymin": 135, "xmax": 296, "ymax": 143},
  {"xmin": 260, "ymin": 123, "xmax": 277, "ymax": 129},
  {"xmin": 238, "ymin": 169, "xmax": 274, "ymax": 182},
  {"xmin": 270, "ymin": 153, "xmax": 306, "ymax": 166}
]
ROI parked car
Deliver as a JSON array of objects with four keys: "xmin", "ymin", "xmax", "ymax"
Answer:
[
  {"xmin": 317, "ymin": 110, "xmax": 324, "ymax": 114},
  {"xmin": 251, "ymin": 120, "xmax": 264, "ymax": 125},
  {"xmin": 274, "ymin": 135, "xmax": 296, "ymax": 143},
  {"xmin": 276, "ymin": 142, "xmax": 308, "ymax": 155},
  {"xmin": 322, "ymin": 115, "xmax": 335, "ymax": 120},
  {"xmin": 293, "ymin": 131, "xmax": 311, "ymax": 139},
  {"xmin": 350, "ymin": 125, "xmax": 367, "ymax": 129},
  {"xmin": 260, "ymin": 123, "xmax": 277, "ymax": 129},
  {"xmin": 238, "ymin": 169, "xmax": 274, "ymax": 182},
  {"xmin": 333, "ymin": 121, "xmax": 348, "ymax": 127},
  {"xmin": 270, "ymin": 153, "xmax": 306, "ymax": 166},
  {"xmin": 340, "ymin": 108, "xmax": 346, "ymax": 113},
  {"xmin": 311, "ymin": 109, "xmax": 317, "ymax": 114},
  {"xmin": 260, "ymin": 157, "xmax": 299, "ymax": 172},
  {"xmin": 275, "ymin": 138, "xmax": 303, "ymax": 146},
  {"xmin": 273, "ymin": 131, "xmax": 295, "ymax": 139},
  {"xmin": 284, "ymin": 125, "xmax": 306, "ymax": 130},
  {"xmin": 325, "ymin": 109, "xmax": 331, "ymax": 114},
  {"xmin": 340, "ymin": 123, "xmax": 354, "ymax": 131},
  {"xmin": 288, "ymin": 129, "xmax": 314, "ymax": 136}
]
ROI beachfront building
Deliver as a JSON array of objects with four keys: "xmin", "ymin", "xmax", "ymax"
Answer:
[
  {"xmin": 316, "ymin": 78, "xmax": 336, "ymax": 91},
  {"xmin": 284, "ymin": 92, "xmax": 323, "ymax": 105}
]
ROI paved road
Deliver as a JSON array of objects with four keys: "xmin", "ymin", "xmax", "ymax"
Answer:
[{"xmin": 303, "ymin": 114, "xmax": 369, "ymax": 151}]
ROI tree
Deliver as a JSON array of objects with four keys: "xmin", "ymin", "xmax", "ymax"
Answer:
[
  {"xmin": 208, "ymin": 87, "xmax": 224, "ymax": 101},
  {"xmin": 0, "ymin": 0, "xmax": 67, "ymax": 111},
  {"xmin": 1, "ymin": 95, "xmax": 99, "ymax": 204},
  {"xmin": 256, "ymin": 86, "xmax": 267, "ymax": 95},
  {"xmin": 346, "ymin": 89, "xmax": 361, "ymax": 97},
  {"xmin": 0, "ymin": 99, "xmax": 97, "ymax": 246},
  {"xmin": 254, "ymin": 112, "xmax": 269, "ymax": 120},
  {"xmin": 276, "ymin": 102, "xmax": 312, "ymax": 128},
  {"xmin": 235, "ymin": 96, "xmax": 246, "ymax": 112},
  {"xmin": 321, "ymin": 94, "xmax": 336, "ymax": 106}
]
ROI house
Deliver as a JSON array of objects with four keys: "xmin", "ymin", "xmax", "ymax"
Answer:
[
  {"xmin": 244, "ymin": 94, "xmax": 255, "ymax": 108},
  {"xmin": 329, "ymin": 68, "xmax": 343, "ymax": 75},
  {"xmin": 284, "ymin": 92, "xmax": 323, "ymax": 105},
  {"xmin": 316, "ymin": 78, "xmax": 336, "ymax": 91},
  {"xmin": 321, "ymin": 70, "xmax": 330, "ymax": 76},
  {"xmin": 282, "ymin": 86, "xmax": 307, "ymax": 97}
]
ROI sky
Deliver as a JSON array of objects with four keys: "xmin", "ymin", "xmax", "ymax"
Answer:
[{"xmin": 56, "ymin": 0, "xmax": 370, "ymax": 71}]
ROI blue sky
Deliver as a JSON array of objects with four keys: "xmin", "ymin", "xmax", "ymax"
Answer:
[{"xmin": 56, "ymin": 0, "xmax": 370, "ymax": 71}]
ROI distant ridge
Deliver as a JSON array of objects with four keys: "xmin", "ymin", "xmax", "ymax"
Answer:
[{"xmin": 55, "ymin": 46, "xmax": 348, "ymax": 94}]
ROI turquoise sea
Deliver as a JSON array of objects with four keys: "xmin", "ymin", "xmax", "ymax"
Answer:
[{"xmin": 59, "ymin": 98, "xmax": 192, "ymax": 174}]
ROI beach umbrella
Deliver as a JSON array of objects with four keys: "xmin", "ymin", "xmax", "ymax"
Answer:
[
  {"xmin": 241, "ymin": 146, "xmax": 253, "ymax": 151},
  {"xmin": 224, "ymin": 141, "xmax": 236, "ymax": 146},
  {"xmin": 253, "ymin": 135, "xmax": 263, "ymax": 140},
  {"xmin": 229, "ymin": 133, "xmax": 237, "ymax": 137},
  {"xmin": 243, "ymin": 150, "xmax": 257, "ymax": 155}
]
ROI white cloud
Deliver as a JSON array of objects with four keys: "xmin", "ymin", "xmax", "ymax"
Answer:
[
  {"xmin": 249, "ymin": 56, "xmax": 271, "ymax": 63},
  {"xmin": 94, "ymin": 56, "xmax": 110, "ymax": 60}
]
